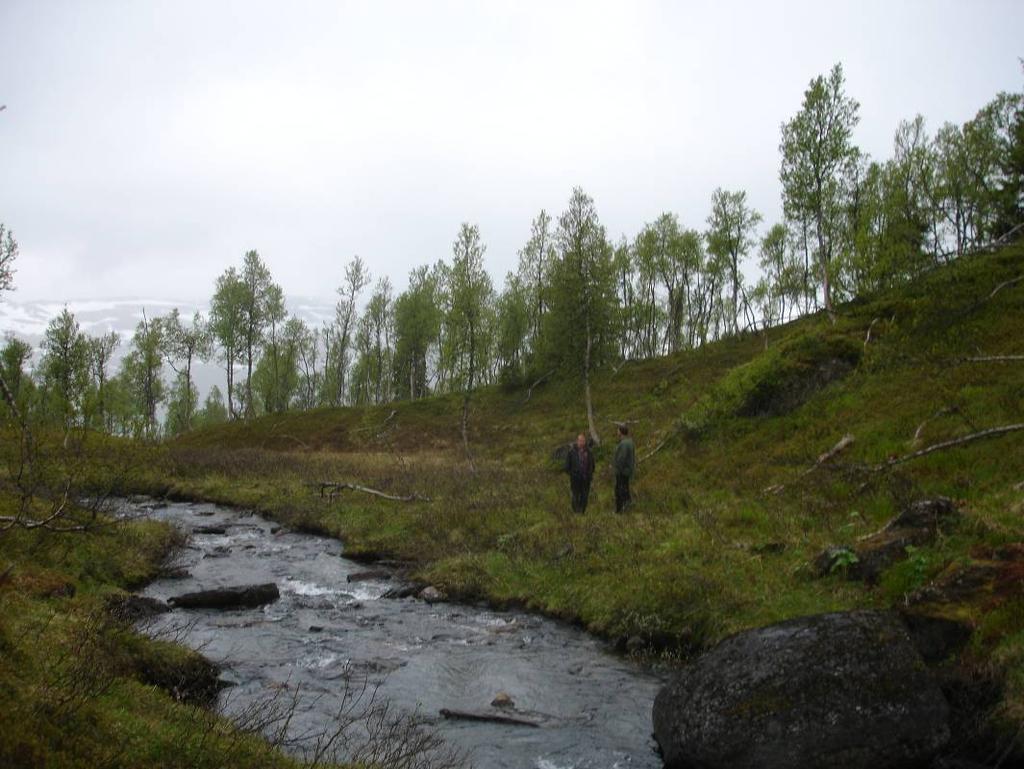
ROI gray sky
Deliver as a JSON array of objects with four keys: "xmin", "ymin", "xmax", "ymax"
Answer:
[{"xmin": 1, "ymin": 0, "xmax": 1021, "ymax": 304}]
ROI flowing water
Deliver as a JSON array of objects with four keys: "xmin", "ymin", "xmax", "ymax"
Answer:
[{"xmin": 134, "ymin": 499, "xmax": 665, "ymax": 769}]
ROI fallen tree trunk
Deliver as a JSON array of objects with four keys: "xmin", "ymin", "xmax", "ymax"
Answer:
[
  {"xmin": 316, "ymin": 482, "xmax": 431, "ymax": 503},
  {"xmin": 439, "ymin": 708, "xmax": 540, "ymax": 728},
  {"xmin": 875, "ymin": 423, "xmax": 1024, "ymax": 470}
]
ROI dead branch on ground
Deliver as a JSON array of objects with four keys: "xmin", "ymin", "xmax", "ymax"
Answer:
[
  {"xmin": 315, "ymin": 482, "xmax": 431, "ymax": 504},
  {"xmin": 874, "ymin": 423, "xmax": 1024, "ymax": 471},
  {"xmin": 864, "ymin": 317, "xmax": 881, "ymax": 349},
  {"xmin": 959, "ymin": 355, "xmax": 1024, "ymax": 363},
  {"xmin": 763, "ymin": 433, "xmax": 855, "ymax": 495},
  {"xmin": 522, "ymin": 369, "xmax": 555, "ymax": 404},
  {"xmin": 353, "ymin": 410, "xmax": 397, "ymax": 434}
]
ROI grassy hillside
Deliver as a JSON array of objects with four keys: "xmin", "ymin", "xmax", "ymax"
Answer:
[{"xmin": 146, "ymin": 241, "xmax": 1022, "ymax": 740}]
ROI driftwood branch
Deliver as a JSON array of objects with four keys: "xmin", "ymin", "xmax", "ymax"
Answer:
[
  {"xmin": 813, "ymin": 433, "xmax": 855, "ymax": 468},
  {"xmin": 875, "ymin": 423, "xmax": 1024, "ymax": 470},
  {"xmin": 353, "ymin": 410, "xmax": 397, "ymax": 435},
  {"xmin": 316, "ymin": 481, "xmax": 431, "ymax": 503},
  {"xmin": 987, "ymin": 274, "xmax": 1024, "ymax": 302},
  {"xmin": 764, "ymin": 433, "xmax": 856, "ymax": 495},
  {"xmin": 959, "ymin": 355, "xmax": 1024, "ymax": 363},
  {"xmin": 864, "ymin": 317, "xmax": 881, "ymax": 350},
  {"xmin": 522, "ymin": 369, "xmax": 555, "ymax": 404},
  {"xmin": 439, "ymin": 708, "xmax": 539, "ymax": 728}
]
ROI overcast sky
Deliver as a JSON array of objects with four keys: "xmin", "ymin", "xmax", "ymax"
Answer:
[{"xmin": 1, "ymin": 1, "xmax": 1021, "ymax": 305}]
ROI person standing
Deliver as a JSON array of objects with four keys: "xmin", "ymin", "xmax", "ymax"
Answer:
[
  {"xmin": 565, "ymin": 432, "xmax": 596, "ymax": 513},
  {"xmin": 613, "ymin": 424, "xmax": 635, "ymax": 513}
]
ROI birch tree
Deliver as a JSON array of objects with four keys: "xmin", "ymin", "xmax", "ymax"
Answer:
[
  {"xmin": 543, "ymin": 188, "xmax": 618, "ymax": 445},
  {"xmin": 780, "ymin": 62, "xmax": 860, "ymax": 315}
]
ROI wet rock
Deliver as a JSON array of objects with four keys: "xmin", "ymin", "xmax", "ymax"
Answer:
[
  {"xmin": 193, "ymin": 525, "xmax": 228, "ymax": 535},
  {"xmin": 419, "ymin": 586, "xmax": 444, "ymax": 604},
  {"xmin": 382, "ymin": 584, "xmax": 422, "ymax": 599},
  {"xmin": 347, "ymin": 569, "xmax": 392, "ymax": 583},
  {"xmin": 270, "ymin": 525, "xmax": 283, "ymax": 535},
  {"xmin": 195, "ymin": 510, "xmax": 217, "ymax": 517},
  {"xmin": 814, "ymin": 497, "xmax": 961, "ymax": 583},
  {"xmin": 106, "ymin": 593, "xmax": 170, "ymax": 623},
  {"xmin": 308, "ymin": 625, "xmax": 324, "ymax": 633},
  {"xmin": 168, "ymin": 583, "xmax": 280, "ymax": 610},
  {"xmin": 491, "ymin": 691, "xmax": 515, "ymax": 708},
  {"xmin": 652, "ymin": 610, "xmax": 950, "ymax": 769}
]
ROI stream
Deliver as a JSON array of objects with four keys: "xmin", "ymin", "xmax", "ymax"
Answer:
[{"xmin": 133, "ymin": 499, "xmax": 666, "ymax": 768}]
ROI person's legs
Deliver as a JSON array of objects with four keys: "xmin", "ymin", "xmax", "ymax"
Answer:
[
  {"xmin": 570, "ymin": 479, "xmax": 584, "ymax": 513},
  {"xmin": 614, "ymin": 474, "xmax": 627, "ymax": 512},
  {"xmin": 579, "ymin": 482, "xmax": 591, "ymax": 513}
]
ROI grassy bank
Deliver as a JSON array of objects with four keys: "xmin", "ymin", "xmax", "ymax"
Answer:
[
  {"xmin": 0, "ymin": 476, "xmax": 339, "ymax": 768},
  {"xmin": 142, "ymin": 244, "xmax": 1024, "ymax": 738}
]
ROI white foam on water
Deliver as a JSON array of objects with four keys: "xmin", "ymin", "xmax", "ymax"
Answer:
[
  {"xmin": 535, "ymin": 759, "xmax": 574, "ymax": 769},
  {"xmin": 343, "ymin": 582, "xmax": 389, "ymax": 601},
  {"xmin": 282, "ymin": 578, "xmax": 339, "ymax": 597},
  {"xmin": 299, "ymin": 652, "xmax": 343, "ymax": 670}
]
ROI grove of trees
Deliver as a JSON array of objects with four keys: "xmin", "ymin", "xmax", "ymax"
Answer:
[{"xmin": 1, "ymin": 64, "xmax": 1022, "ymax": 441}]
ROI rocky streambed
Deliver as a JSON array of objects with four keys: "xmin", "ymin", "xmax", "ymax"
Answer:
[{"xmin": 131, "ymin": 499, "xmax": 665, "ymax": 768}]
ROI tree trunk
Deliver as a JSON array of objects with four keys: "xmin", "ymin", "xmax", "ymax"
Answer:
[{"xmin": 584, "ymin": 316, "xmax": 599, "ymax": 446}]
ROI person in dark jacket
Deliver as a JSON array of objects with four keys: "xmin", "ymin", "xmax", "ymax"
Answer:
[
  {"xmin": 613, "ymin": 424, "xmax": 635, "ymax": 513},
  {"xmin": 565, "ymin": 432, "xmax": 596, "ymax": 513}
]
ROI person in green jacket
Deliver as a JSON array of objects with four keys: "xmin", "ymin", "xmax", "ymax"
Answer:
[{"xmin": 613, "ymin": 424, "xmax": 635, "ymax": 513}]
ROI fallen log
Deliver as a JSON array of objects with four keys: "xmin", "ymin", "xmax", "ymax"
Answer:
[
  {"xmin": 316, "ymin": 482, "xmax": 431, "ymax": 503},
  {"xmin": 875, "ymin": 423, "xmax": 1024, "ymax": 470},
  {"xmin": 439, "ymin": 708, "xmax": 540, "ymax": 728}
]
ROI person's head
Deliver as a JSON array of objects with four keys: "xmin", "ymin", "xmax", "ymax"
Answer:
[
  {"xmin": 618, "ymin": 424, "xmax": 629, "ymax": 438},
  {"xmin": 576, "ymin": 433, "xmax": 587, "ymax": 450}
]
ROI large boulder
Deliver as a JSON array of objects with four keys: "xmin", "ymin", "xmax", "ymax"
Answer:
[
  {"xmin": 168, "ymin": 583, "xmax": 280, "ymax": 610},
  {"xmin": 652, "ymin": 610, "xmax": 950, "ymax": 769}
]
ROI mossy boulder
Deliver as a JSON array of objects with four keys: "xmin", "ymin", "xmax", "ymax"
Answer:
[
  {"xmin": 684, "ymin": 332, "xmax": 862, "ymax": 433},
  {"xmin": 652, "ymin": 610, "xmax": 950, "ymax": 769}
]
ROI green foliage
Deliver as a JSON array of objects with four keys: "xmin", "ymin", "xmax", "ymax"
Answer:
[
  {"xmin": 780, "ymin": 62, "xmax": 861, "ymax": 312},
  {"xmin": 38, "ymin": 308, "xmax": 91, "ymax": 427},
  {"xmin": 828, "ymin": 547, "xmax": 859, "ymax": 574},
  {"xmin": 705, "ymin": 188, "xmax": 763, "ymax": 335},
  {"xmin": 393, "ymin": 265, "xmax": 442, "ymax": 400}
]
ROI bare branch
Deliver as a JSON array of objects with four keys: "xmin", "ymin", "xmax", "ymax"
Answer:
[
  {"xmin": 316, "ymin": 481, "xmax": 431, "ymax": 503},
  {"xmin": 875, "ymin": 423, "xmax": 1024, "ymax": 470},
  {"xmin": 959, "ymin": 355, "xmax": 1024, "ymax": 363},
  {"xmin": 522, "ymin": 369, "xmax": 555, "ymax": 404},
  {"xmin": 864, "ymin": 317, "xmax": 881, "ymax": 350}
]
